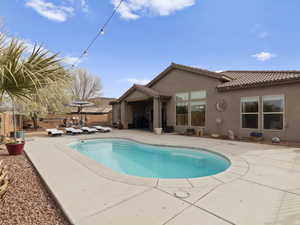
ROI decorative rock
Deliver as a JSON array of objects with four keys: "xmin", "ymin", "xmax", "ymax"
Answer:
[
  {"xmin": 228, "ymin": 130, "xmax": 235, "ymax": 140},
  {"xmin": 272, "ymin": 136, "xmax": 281, "ymax": 143},
  {"xmin": 0, "ymin": 160, "xmax": 9, "ymax": 198},
  {"xmin": 0, "ymin": 148, "xmax": 70, "ymax": 225},
  {"xmin": 211, "ymin": 133, "xmax": 220, "ymax": 138}
]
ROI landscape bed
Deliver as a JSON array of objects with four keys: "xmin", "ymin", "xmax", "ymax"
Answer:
[{"xmin": 0, "ymin": 146, "xmax": 70, "ymax": 225}]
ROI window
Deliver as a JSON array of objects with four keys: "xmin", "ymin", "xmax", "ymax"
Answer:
[
  {"xmin": 263, "ymin": 95, "xmax": 284, "ymax": 130},
  {"xmin": 175, "ymin": 90, "xmax": 206, "ymax": 127},
  {"xmin": 176, "ymin": 102, "xmax": 188, "ymax": 126},
  {"xmin": 191, "ymin": 101, "xmax": 206, "ymax": 126},
  {"xmin": 191, "ymin": 91, "xmax": 206, "ymax": 100},
  {"xmin": 241, "ymin": 97, "xmax": 259, "ymax": 129},
  {"xmin": 176, "ymin": 92, "xmax": 189, "ymax": 101}
]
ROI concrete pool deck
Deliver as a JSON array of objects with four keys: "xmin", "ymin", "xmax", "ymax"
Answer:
[{"xmin": 25, "ymin": 130, "xmax": 300, "ymax": 225}]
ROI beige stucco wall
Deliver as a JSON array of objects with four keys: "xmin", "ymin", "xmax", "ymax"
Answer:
[
  {"xmin": 150, "ymin": 69, "xmax": 221, "ymax": 132},
  {"xmin": 149, "ymin": 68, "xmax": 300, "ymax": 141},
  {"xmin": 112, "ymin": 103, "xmax": 121, "ymax": 124},
  {"xmin": 125, "ymin": 90, "xmax": 149, "ymax": 102},
  {"xmin": 114, "ymin": 68, "xmax": 300, "ymax": 141},
  {"xmin": 211, "ymin": 84, "xmax": 300, "ymax": 141}
]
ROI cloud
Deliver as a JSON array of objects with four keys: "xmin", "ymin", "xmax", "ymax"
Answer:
[
  {"xmin": 26, "ymin": 0, "xmax": 74, "ymax": 22},
  {"xmin": 23, "ymin": 39, "xmax": 82, "ymax": 66},
  {"xmin": 251, "ymin": 24, "xmax": 270, "ymax": 39},
  {"xmin": 257, "ymin": 31, "xmax": 269, "ymax": 39},
  {"xmin": 65, "ymin": 0, "xmax": 89, "ymax": 13},
  {"xmin": 4, "ymin": 35, "xmax": 82, "ymax": 66},
  {"xmin": 25, "ymin": 0, "xmax": 89, "ymax": 22},
  {"xmin": 252, "ymin": 52, "xmax": 276, "ymax": 62},
  {"xmin": 112, "ymin": 0, "xmax": 196, "ymax": 20},
  {"xmin": 123, "ymin": 78, "xmax": 151, "ymax": 85},
  {"xmin": 61, "ymin": 56, "xmax": 82, "ymax": 65},
  {"xmin": 79, "ymin": 0, "xmax": 89, "ymax": 13},
  {"xmin": 20, "ymin": 39, "xmax": 37, "ymax": 54},
  {"xmin": 3, "ymin": 37, "xmax": 37, "ymax": 54}
]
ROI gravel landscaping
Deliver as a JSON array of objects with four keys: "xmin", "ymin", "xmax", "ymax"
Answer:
[{"xmin": 0, "ymin": 146, "xmax": 71, "ymax": 225}]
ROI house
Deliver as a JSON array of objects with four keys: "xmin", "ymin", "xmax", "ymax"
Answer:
[
  {"xmin": 0, "ymin": 112, "xmax": 23, "ymax": 138},
  {"xmin": 111, "ymin": 63, "xmax": 300, "ymax": 141}
]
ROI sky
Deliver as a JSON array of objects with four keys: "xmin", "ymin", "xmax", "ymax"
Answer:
[{"xmin": 1, "ymin": 0, "xmax": 300, "ymax": 98}]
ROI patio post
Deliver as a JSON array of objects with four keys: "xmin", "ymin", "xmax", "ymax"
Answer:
[
  {"xmin": 153, "ymin": 97, "xmax": 161, "ymax": 129},
  {"xmin": 121, "ymin": 101, "xmax": 128, "ymax": 129}
]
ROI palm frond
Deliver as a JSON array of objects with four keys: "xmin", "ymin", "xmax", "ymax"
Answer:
[{"xmin": 0, "ymin": 37, "xmax": 71, "ymax": 102}]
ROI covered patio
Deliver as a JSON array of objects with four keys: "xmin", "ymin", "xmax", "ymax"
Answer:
[{"xmin": 119, "ymin": 85, "xmax": 170, "ymax": 131}]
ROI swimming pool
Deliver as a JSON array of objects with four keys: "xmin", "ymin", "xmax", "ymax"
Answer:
[{"xmin": 70, "ymin": 139, "xmax": 230, "ymax": 179}]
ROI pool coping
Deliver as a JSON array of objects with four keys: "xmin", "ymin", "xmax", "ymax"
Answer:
[
  {"xmin": 25, "ymin": 131, "xmax": 300, "ymax": 225},
  {"xmin": 54, "ymin": 136, "xmax": 250, "ymax": 188}
]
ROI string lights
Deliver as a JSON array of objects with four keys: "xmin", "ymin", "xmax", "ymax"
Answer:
[{"xmin": 70, "ymin": 0, "xmax": 124, "ymax": 69}]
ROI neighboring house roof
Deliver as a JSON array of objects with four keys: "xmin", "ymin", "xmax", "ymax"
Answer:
[
  {"xmin": 218, "ymin": 70, "xmax": 300, "ymax": 91},
  {"xmin": 117, "ymin": 84, "xmax": 171, "ymax": 102},
  {"xmin": 146, "ymin": 63, "xmax": 231, "ymax": 88},
  {"xmin": 71, "ymin": 97, "xmax": 115, "ymax": 114},
  {"xmin": 71, "ymin": 106, "xmax": 112, "ymax": 114}
]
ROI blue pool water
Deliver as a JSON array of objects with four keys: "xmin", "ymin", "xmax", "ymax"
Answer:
[{"xmin": 70, "ymin": 139, "xmax": 230, "ymax": 179}]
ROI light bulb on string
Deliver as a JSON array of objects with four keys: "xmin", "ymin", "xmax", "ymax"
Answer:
[
  {"xmin": 67, "ymin": 0, "xmax": 123, "ymax": 70},
  {"xmin": 70, "ymin": 64, "xmax": 77, "ymax": 70}
]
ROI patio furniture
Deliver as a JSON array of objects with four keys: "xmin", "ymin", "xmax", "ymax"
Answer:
[
  {"xmin": 65, "ymin": 127, "xmax": 83, "ymax": 135},
  {"xmin": 81, "ymin": 127, "xmax": 97, "ymax": 134},
  {"xmin": 154, "ymin": 128, "xmax": 163, "ymax": 135},
  {"xmin": 250, "ymin": 132, "xmax": 264, "ymax": 141},
  {"xmin": 46, "ymin": 129, "xmax": 64, "ymax": 137},
  {"xmin": 93, "ymin": 126, "xmax": 112, "ymax": 133},
  {"xmin": 196, "ymin": 128, "xmax": 205, "ymax": 137},
  {"xmin": 164, "ymin": 126, "xmax": 174, "ymax": 133},
  {"xmin": 186, "ymin": 128, "xmax": 195, "ymax": 136}
]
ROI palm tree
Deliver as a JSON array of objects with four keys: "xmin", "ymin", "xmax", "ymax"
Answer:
[{"xmin": 0, "ymin": 33, "xmax": 70, "ymax": 140}]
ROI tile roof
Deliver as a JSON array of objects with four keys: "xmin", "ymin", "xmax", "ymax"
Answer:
[{"xmin": 218, "ymin": 70, "xmax": 300, "ymax": 91}]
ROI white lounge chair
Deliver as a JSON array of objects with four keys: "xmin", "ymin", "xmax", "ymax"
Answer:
[
  {"xmin": 93, "ymin": 126, "xmax": 112, "ymax": 133},
  {"xmin": 65, "ymin": 127, "xmax": 83, "ymax": 135},
  {"xmin": 46, "ymin": 129, "xmax": 64, "ymax": 137},
  {"xmin": 81, "ymin": 127, "xmax": 97, "ymax": 134}
]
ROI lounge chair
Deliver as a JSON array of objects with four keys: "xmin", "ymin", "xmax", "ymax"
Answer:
[
  {"xmin": 93, "ymin": 126, "xmax": 112, "ymax": 133},
  {"xmin": 80, "ymin": 127, "xmax": 97, "ymax": 134},
  {"xmin": 46, "ymin": 128, "xmax": 64, "ymax": 137},
  {"xmin": 65, "ymin": 127, "xmax": 83, "ymax": 135}
]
